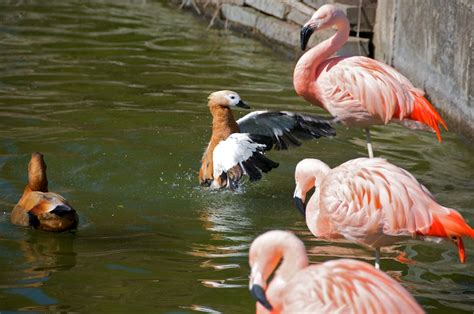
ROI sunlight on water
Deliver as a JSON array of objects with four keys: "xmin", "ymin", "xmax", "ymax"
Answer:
[{"xmin": 0, "ymin": 0, "xmax": 473, "ymax": 313}]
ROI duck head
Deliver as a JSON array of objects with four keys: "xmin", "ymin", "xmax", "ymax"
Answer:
[{"xmin": 207, "ymin": 90, "xmax": 250, "ymax": 109}]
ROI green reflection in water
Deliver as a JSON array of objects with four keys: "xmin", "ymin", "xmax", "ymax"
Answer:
[{"xmin": 0, "ymin": 0, "xmax": 473, "ymax": 313}]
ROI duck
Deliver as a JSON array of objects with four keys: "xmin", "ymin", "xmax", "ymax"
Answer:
[
  {"xmin": 11, "ymin": 152, "xmax": 78, "ymax": 232},
  {"xmin": 199, "ymin": 90, "xmax": 335, "ymax": 189},
  {"xmin": 249, "ymin": 230, "xmax": 423, "ymax": 313}
]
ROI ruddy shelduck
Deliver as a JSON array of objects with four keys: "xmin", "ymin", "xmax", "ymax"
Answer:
[
  {"xmin": 249, "ymin": 230, "xmax": 424, "ymax": 313},
  {"xmin": 199, "ymin": 90, "xmax": 335, "ymax": 189},
  {"xmin": 295, "ymin": 4, "xmax": 447, "ymax": 157},
  {"xmin": 294, "ymin": 158, "xmax": 474, "ymax": 268},
  {"xmin": 11, "ymin": 152, "xmax": 78, "ymax": 232}
]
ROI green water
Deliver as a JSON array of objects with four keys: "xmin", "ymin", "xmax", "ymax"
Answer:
[{"xmin": 0, "ymin": 1, "xmax": 473, "ymax": 312}]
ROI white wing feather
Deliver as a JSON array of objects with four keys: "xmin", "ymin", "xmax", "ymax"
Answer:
[{"xmin": 213, "ymin": 133, "xmax": 267, "ymax": 178}]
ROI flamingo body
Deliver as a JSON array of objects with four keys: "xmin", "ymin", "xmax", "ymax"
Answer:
[
  {"xmin": 295, "ymin": 5, "xmax": 447, "ymax": 141},
  {"xmin": 249, "ymin": 230, "xmax": 424, "ymax": 313},
  {"xmin": 11, "ymin": 152, "xmax": 78, "ymax": 232},
  {"xmin": 294, "ymin": 158, "xmax": 474, "ymax": 263}
]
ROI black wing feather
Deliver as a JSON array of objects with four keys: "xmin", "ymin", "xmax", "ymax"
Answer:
[{"xmin": 238, "ymin": 111, "xmax": 335, "ymax": 151}]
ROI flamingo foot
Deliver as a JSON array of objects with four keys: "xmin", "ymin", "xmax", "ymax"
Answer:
[{"xmin": 395, "ymin": 252, "xmax": 416, "ymax": 265}]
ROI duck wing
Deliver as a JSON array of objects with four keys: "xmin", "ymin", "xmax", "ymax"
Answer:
[
  {"xmin": 237, "ymin": 111, "xmax": 335, "ymax": 150},
  {"xmin": 212, "ymin": 133, "xmax": 278, "ymax": 188}
]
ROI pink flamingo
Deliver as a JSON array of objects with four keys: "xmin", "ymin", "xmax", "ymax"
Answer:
[
  {"xmin": 249, "ymin": 230, "xmax": 424, "ymax": 313},
  {"xmin": 294, "ymin": 4, "xmax": 447, "ymax": 157},
  {"xmin": 293, "ymin": 158, "xmax": 474, "ymax": 269}
]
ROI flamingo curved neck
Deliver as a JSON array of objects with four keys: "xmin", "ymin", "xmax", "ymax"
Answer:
[
  {"xmin": 269, "ymin": 241, "xmax": 309, "ymax": 298},
  {"xmin": 293, "ymin": 16, "xmax": 350, "ymax": 99}
]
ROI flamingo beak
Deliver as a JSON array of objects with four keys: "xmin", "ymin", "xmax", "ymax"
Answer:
[
  {"xmin": 250, "ymin": 284, "xmax": 273, "ymax": 311},
  {"xmin": 294, "ymin": 196, "xmax": 306, "ymax": 217},
  {"xmin": 300, "ymin": 25, "xmax": 314, "ymax": 50},
  {"xmin": 236, "ymin": 100, "xmax": 250, "ymax": 109},
  {"xmin": 293, "ymin": 184, "xmax": 306, "ymax": 217}
]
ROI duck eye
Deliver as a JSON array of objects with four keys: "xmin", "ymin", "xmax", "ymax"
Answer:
[{"xmin": 230, "ymin": 96, "xmax": 235, "ymax": 99}]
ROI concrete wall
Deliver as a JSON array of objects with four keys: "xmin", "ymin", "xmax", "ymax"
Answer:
[{"xmin": 374, "ymin": 0, "xmax": 474, "ymax": 140}]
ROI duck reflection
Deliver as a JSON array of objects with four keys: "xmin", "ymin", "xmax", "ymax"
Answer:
[
  {"xmin": 19, "ymin": 232, "xmax": 76, "ymax": 275},
  {"xmin": 191, "ymin": 204, "xmax": 252, "ymax": 290},
  {"xmin": 192, "ymin": 204, "xmax": 251, "ymax": 261},
  {"xmin": 5, "ymin": 231, "xmax": 76, "ymax": 308}
]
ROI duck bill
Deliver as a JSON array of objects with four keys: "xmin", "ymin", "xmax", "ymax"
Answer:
[
  {"xmin": 236, "ymin": 100, "xmax": 250, "ymax": 109},
  {"xmin": 250, "ymin": 284, "xmax": 273, "ymax": 311},
  {"xmin": 300, "ymin": 25, "xmax": 314, "ymax": 50}
]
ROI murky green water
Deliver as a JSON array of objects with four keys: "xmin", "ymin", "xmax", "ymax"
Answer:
[{"xmin": 0, "ymin": 1, "xmax": 473, "ymax": 312}]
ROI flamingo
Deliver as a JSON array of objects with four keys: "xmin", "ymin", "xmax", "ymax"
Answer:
[
  {"xmin": 294, "ymin": 4, "xmax": 447, "ymax": 158},
  {"xmin": 249, "ymin": 230, "xmax": 424, "ymax": 313},
  {"xmin": 11, "ymin": 152, "xmax": 78, "ymax": 232},
  {"xmin": 199, "ymin": 90, "xmax": 335, "ymax": 189},
  {"xmin": 293, "ymin": 157, "xmax": 474, "ymax": 269}
]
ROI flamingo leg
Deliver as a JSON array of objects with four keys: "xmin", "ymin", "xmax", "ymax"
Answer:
[
  {"xmin": 365, "ymin": 128, "xmax": 374, "ymax": 158},
  {"xmin": 375, "ymin": 247, "xmax": 381, "ymax": 269}
]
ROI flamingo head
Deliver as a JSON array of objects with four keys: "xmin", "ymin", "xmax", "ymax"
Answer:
[
  {"xmin": 28, "ymin": 152, "xmax": 48, "ymax": 192},
  {"xmin": 249, "ymin": 230, "xmax": 307, "ymax": 312},
  {"xmin": 293, "ymin": 158, "xmax": 330, "ymax": 217},
  {"xmin": 301, "ymin": 4, "xmax": 346, "ymax": 50},
  {"xmin": 207, "ymin": 90, "xmax": 250, "ymax": 109}
]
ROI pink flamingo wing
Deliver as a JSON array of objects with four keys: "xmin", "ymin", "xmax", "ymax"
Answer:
[
  {"xmin": 318, "ymin": 57, "xmax": 417, "ymax": 124},
  {"xmin": 319, "ymin": 158, "xmax": 440, "ymax": 240},
  {"xmin": 281, "ymin": 259, "xmax": 424, "ymax": 313}
]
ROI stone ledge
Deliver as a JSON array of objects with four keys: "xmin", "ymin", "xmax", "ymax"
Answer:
[
  {"xmin": 172, "ymin": 0, "xmax": 372, "ymax": 59},
  {"xmin": 221, "ymin": 4, "xmax": 259, "ymax": 28},
  {"xmin": 245, "ymin": 0, "xmax": 290, "ymax": 19},
  {"xmin": 255, "ymin": 14, "xmax": 300, "ymax": 47}
]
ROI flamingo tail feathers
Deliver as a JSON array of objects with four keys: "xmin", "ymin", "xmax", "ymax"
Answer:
[
  {"xmin": 455, "ymin": 237, "xmax": 466, "ymax": 264},
  {"xmin": 407, "ymin": 95, "xmax": 448, "ymax": 142},
  {"xmin": 423, "ymin": 211, "xmax": 474, "ymax": 238},
  {"xmin": 421, "ymin": 210, "xmax": 474, "ymax": 263}
]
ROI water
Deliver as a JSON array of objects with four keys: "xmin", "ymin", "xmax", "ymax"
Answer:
[{"xmin": 0, "ymin": 1, "xmax": 473, "ymax": 312}]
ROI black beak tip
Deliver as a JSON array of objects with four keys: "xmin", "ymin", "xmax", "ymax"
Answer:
[
  {"xmin": 237, "ymin": 100, "xmax": 250, "ymax": 109},
  {"xmin": 294, "ymin": 197, "xmax": 306, "ymax": 217},
  {"xmin": 250, "ymin": 285, "xmax": 273, "ymax": 311},
  {"xmin": 300, "ymin": 26, "xmax": 314, "ymax": 51}
]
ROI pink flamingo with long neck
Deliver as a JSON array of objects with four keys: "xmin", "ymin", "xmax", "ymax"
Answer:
[
  {"xmin": 249, "ymin": 230, "xmax": 424, "ymax": 313},
  {"xmin": 293, "ymin": 158, "xmax": 474, "ymax": 269},
  {"xmin": 294, "ymin": 4, "xmax": 447, "ymax": 157}
]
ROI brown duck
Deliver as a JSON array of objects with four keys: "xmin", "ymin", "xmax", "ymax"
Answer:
[
  {"xmin": 199, "ymin": 90, "xmax": 336, "ymax": 190},
  {"xmin": 11, "ymin": 152, "xmax": 78, "ymax": 232}
]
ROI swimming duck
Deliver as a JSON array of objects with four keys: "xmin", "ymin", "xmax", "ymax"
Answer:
[
  {"xmin": 11, "ymin": 152, "xmax": 78, "ymax": 232},
  {"xmin": 199, "ymin": 90, "xmax": 335, "ymax": 189}
]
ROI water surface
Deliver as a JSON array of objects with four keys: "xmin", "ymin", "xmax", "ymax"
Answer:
[{"xmin": 0, "ymin": 1, "xmax": 473, "ymax": 313}]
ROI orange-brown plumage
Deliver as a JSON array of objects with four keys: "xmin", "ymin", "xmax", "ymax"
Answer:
[
  {"xmin": 199, "ymin": 90, "xmax": 335, "ymax": 189},
  {"xmin": 199, "ymin": 91, "xmax": 241, "ymax": 186},
  {"xmin": 11, "ymin": 152, "xmax": 78, "ymax": 232}
]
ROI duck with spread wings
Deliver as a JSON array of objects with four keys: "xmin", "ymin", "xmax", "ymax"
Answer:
[{"xmin": 199, "ymin": 90, "xmax": 335, "ymax": 190}]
